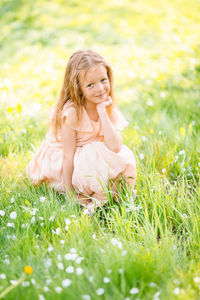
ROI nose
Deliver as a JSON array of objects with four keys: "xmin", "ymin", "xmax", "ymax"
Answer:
[{"xmin": 96, "ymin": 83, "xmax": 104, "ymax": 93}]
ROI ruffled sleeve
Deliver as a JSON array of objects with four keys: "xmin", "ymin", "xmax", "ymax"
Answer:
[
  {"xmin": 110, "ymin": 106, "xmax": 129, "ymax": 131},
  {"xmin": 61, "ymin": 101, "xmax": 93, "ymax": 132}
]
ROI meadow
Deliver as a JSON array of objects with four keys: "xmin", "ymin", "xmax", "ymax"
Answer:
[{"xmin": 0, "ymin": 0, "xmax": 200, "ymax": 299}]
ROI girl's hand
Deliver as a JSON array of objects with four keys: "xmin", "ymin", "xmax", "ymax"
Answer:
[{"xmin": 96, "ymin": 96, "xmax": 112, "ymax": 113}]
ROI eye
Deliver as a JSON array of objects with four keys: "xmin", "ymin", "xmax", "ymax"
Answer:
[
  {"xmin": 87, "ymin": 83, "xmax": 93, "ymax": 88},
  {"xmin": 101, "ymin": 78, "xmax": 107, "ymax": 82}
]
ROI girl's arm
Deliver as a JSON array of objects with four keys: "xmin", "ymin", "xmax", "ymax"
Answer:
[
  {"xmin": 97, "ymin": 97, "xmax": 122, "ymax": 153},
  {"xmin": 61, "ymin": 122, "xmax": 76, "ymax": 191}
]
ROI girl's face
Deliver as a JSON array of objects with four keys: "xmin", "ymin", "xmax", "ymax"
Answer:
[{"xmin": 78, "ymin": 64, "xmax": 110, "ymax": 106}]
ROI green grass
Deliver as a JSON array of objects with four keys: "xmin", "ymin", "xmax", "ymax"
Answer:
[{"xmin": 0, "ymin": 0, "xmax": 200, "ymax": 299}]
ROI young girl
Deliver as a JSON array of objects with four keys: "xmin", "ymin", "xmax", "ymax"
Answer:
[{"xmin": 26, "ymin": 49, "xmax": 137, "ymax": 213}]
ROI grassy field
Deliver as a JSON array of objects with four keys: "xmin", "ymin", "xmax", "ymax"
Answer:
[{"xmin": 0, "ymin": 0, "xmax": 200, "ymax": 299}]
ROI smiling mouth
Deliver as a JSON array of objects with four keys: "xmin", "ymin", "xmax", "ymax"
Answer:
[{"xmin": 96, "ymin": 94, "xmax": 105, "ymax": 97}]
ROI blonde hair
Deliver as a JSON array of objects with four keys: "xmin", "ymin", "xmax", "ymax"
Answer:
[{"xmin": 52, "ymin": 49, "xmax": 115, "ymax": 139}]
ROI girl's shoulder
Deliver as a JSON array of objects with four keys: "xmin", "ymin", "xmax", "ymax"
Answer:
[
  {"xmin": 62, "ymin": 100, "xmax": 77, "ymax": 118},
  {"xmin": 62, "ymin": 100, "xmax": 93, "ymax": 132},
  {"xmin": 48, "ymin": 100, "xmax": 77, "ymax": 128}
]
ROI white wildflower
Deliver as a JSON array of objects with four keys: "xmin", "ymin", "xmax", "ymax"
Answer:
[
  {"xmin": 182, "ymin": 214, "xmax": 188, "ymax": 219},
  {"xmin": 0, "ymin": 274, "xmax": 6, "ymax": 279},
  {"xmin": 160, "ymin": 91, "xmax": 166, "ymax": 98},
  {"xmin": 118, "ymin": 268, "xmax": 123, "ymax": 274},
  {"xmin": 153, "ymin": 291, "xmax": 161, "ymax": 299},
  {"xmin": 31, "ymin": 216, "xmax": 36, "ymax": 224},
  {"xmin": 194, "ymin": 277, "xmax": 200, "ymax": 283},
  {"xmin": 4, "ymin": 259, "xmax": 10, "ymax": 265},
  {"xmin": 179, "ymin": 150, "xmax": 185, "ymax": 155},
  {"xmin": 52, "ymin": 228, "xmax": 60, "ymax": 235},
  {"xmin": 107, "ymin": 269, "xmax": 112, "ymax": 274},
  {"xmin": 43, "ymin": 286, "xmax": 49, "ymax": 292},
  {"xmin": 142, "ymin": 136, "xmax": 147, "ymax": 141},
  {"xmin": 0, "ymin": 210, "xmax": 5, "ymax": 216},
  {"xmin": 139, "ymin": 153, "xmax": 144, "ymax": 160},
  {"xmin": 46, "ymin": 279, "xmax": 52, "ymax": 285},
  {"xmin": 57, "ymin": 254, "xmax": 62, "ymax": 261},
  {"xmin": 130, "ymin": 287, "xmax": 139, "ymax": 294},
  {"xmin": 71, "ymin": 214, "xmax": 76, "ymax": 218},
  {"xmin": 76, "ymin": 257, "xmax": 85, "ymax": 264},
  {"xmin": 162, "ymin": 168, "xmax": 166, "ymax": 174},
  {"xmin": 92, "ymin": 233, "xmax": 96, "ymax": 239},
  {"xmin": 40, "ymin": 197, "xmax": 46, "ymax": 202},
  {"xmin": 40, "ymin": 223, "xmax": 44, "ymax": 227},
  {"xmin": 89, "ymin": 276, "xmax": 94, "ymax": 282},
  {"xmin": 11, "ymin": 197, "xmax": 15, "ymax": 203},
  {"xmin": 22, "ymin": 281, "xmax": 30, "ymax": 287},
  {"xmin": 111, "ymin": 238, "xmax": 122, "ymax": 249},
  {"xmin": 10, "ymin": 211, "xmax": 17, "ymax": 219},
  {"xmin": 49, "ymin": 216, "xmax": 54, "ymax": 221},
  {"xmin": 70, "ymin": 248, "xmax": 77, "ymax": 254},
  {"xmin": 44, "ymin": 258, "xmax": 52, "ymax": 268},
  {"xmin": 82, "ymin": 295, "xmax": 91, "ymax": 300},
  {"xmin": 58, "ymin": 262, "xmax": 64, "ymax": 270},
  {"xmin": 47, "ymin": 245, "xmax": 54, "ymax": 252},
  {"xmin": 149, "ymin": 282, "xmax": 157, "ymax": 287},
  {"xmin": 31, "ymin": 278, "xmax": 36, "ymax": 285},
  {"xmin": 39, "ymin": 294, "xmax": 45, "ymax": 300},
  {"xmin": 66, "ymin": 266, "xmax": 74, "ymax": 273},
  {"xmin": 64, "ymin": 253, "xmax": 78, "ymax": 260},
  {"xmin": 55, "ymin": 286, "xmax": 62, "ymax": 293},
  {"xmin": 173, "ymin": 287, "xmax": 180, "ymax": 295},
  {"xmin": 103, "ymin": 277, "xmax": 110, "ymax": 283},
  {"xmin": 62, "ymin": 279, "xmax": 71, "ymax": 287},
  {"xmin": 60, "ymin": 240, "xmax": 65, "ymax": 245},
  {"xmin": 10, "ymin": 280, "xmax": 18, "ymax": 285},
  {"xmin": 76, "ymin": 267, "xmax": 84, "ymax": 275},
  {"xmin": 147, "ymin": 101, "xmax": 154, "ymax": 106},
  {"xmin": 64, "ymin": 218, "xmax": 71, "ymax": 225},
  {"xmin": 96, "ymin": 288, "xmax": 104, "ymax": 295},
  {"xmin": 7, "ymin": 223, "xmax": 15, "ymax": 227},
  {"xmin": 30, "ymin": 208, "xmax": 38, "ymax": 215}
]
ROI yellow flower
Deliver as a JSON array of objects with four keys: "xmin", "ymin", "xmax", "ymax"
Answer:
[
  {"xmin": 25, "ymin": 199, "xmax": 31, "ymax": 206},
  {"xmin": 16, "ymin": 103, "xmax": 22, "ymax": 114},
  {"xmin": 180, "ymin": 127, "xmax": 186, "ymax": 137},
  {"xmin": 7, "ymin": 107, "xmax": 13, "ymax": 114},
  {"xmin": 24, "ymin": 266, "xmax": 33, "ymax": 275}
]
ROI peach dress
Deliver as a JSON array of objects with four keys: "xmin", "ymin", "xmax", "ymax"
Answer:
[{"xmin": 26, "ymin": 100, "xmax": 137, "ymax": 211}]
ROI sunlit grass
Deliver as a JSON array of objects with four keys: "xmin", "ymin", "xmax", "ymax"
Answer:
[{"xmin": 0, "ymin": 0, "xmax": 200, "ymax": 299}]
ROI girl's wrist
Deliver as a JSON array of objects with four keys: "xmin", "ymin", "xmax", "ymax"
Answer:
[{"xmin": 97, "ymin": 105, "xmax": 106, "ymax": 115}]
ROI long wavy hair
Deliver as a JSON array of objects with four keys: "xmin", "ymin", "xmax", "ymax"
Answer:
[{"xmin": 52, "ymin": 49, "xmax": 115, "ymax": 139}]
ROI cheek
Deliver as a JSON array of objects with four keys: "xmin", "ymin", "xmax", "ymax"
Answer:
[{"xmin": 105, "ymin": 82, "xmax": 110, "ymax": 91}]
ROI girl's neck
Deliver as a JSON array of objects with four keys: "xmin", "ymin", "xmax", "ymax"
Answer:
[{"xmin": 84, "ymin": 101, "xmax": 96, "ymax": 112}]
